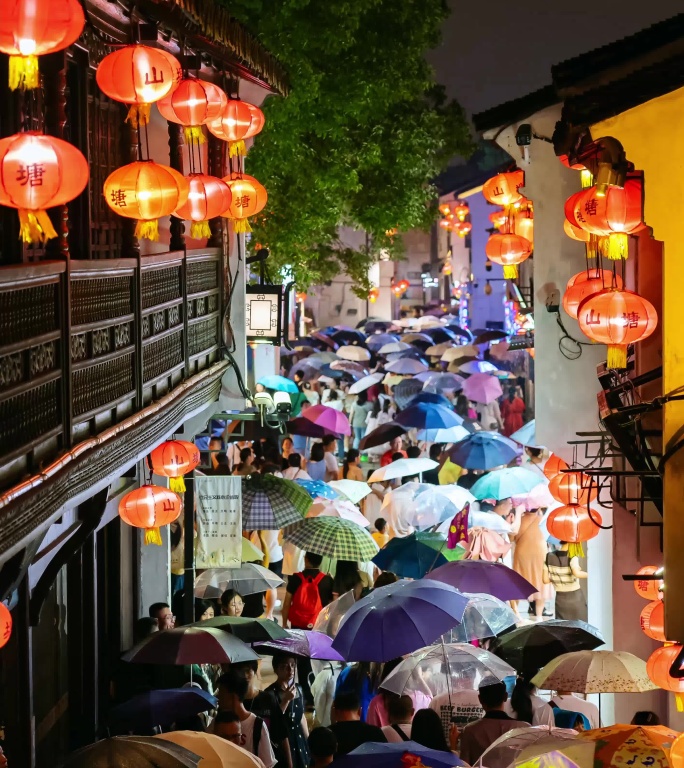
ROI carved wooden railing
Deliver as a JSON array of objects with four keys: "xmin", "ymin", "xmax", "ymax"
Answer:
[{"xmin": 0, "ymin": 248, "xmax": 222, "ymax": 491}]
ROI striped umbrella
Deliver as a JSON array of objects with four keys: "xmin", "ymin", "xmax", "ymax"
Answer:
[
  {"xmin": 242, "ymin": 474, "xmax": 311, "ymax": 529},
  {"xmin": 283, "ymin": 517, "xmax": 379, "ymax": 561}
]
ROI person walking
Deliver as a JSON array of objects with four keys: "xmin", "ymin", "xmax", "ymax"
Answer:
[
  {"xmin": 543, "ymin": 541, "xmax": 588, "ymax": 620},
  {"xmin": 350, "ymin": 392, "xmax": 373, "ymax": 449},
  {"xmin": 329, "ymin": 692, "xmax": 386, "ymax": 755},
  {"xmin": 381, "ymin": 695, "xmax": 414, "ymax": 743},
  {"xmin": 500, "ymin": 387, "xmax": 525, "ymax": 437},
  {"xmin": 511, "ymin": 508, "xmax": 548, "ymax": 619}
]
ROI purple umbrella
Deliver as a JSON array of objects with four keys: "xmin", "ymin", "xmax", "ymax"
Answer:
[
  {"xmin": 255, "ymin": 629, "xmax": 344, "ymax": 660},
  {"xmin": 461, "ymin": 372, "xmax": 503, "ymax": 404},
  {"xmin": 425, "ymin": 560, "xmax": 537, "ymax": 601},
  {"xmin": 366, "ymin": 333, "xmax": 399, "ymax": 350},
  {"xmin": 385, "ymin": 358, "xmax": 429, "ymax": 375},
  {"xmin": 331, "ymin": 579, "xmax": 469, "ymax": 661},
  {"xmin": 301, "ymin": 404, "xmax": 352, "ymax": 436}
]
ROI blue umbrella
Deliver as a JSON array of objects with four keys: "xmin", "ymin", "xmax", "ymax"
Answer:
[
  {"xmin": 258, "ymin": 374, "xmax": 299, "ymax": 394},
  {"xmin": 332, "ymin": 579, "xmax": 468, "ymax": 661},
  {"xmin": 384, "ymin": 358, "xmax": 429, "ymax": 375},
  {"xmin": 510, "ymin": 419, "xmax": 540, "ymax": 447},
  {"xmin": 334, "ymin": 742, "xmax": 465, "ymax": 768},
  {"xmin": 408, "ymin": 391, "xmax": 453, "ymax": 409},
  {"xmin": 295, "ymin": 479, "xmax": 340, "ymax": 500},
  {"xmin": 318, "ymin": 364, "xmax": 344, "ymax": 379},
  {"xmin": 470, "ymin": 467, "xmax": 541, "ymax": 500},
  {"xmin": 449, "ymin": 432, "xmax": 521, "ymax": 470},
  {"xmin": 394, "ymin": 402, "xmax": 462, "ymax": 431},
  {"xmin": 109, "ymin": 688, "xmax": 217, "ymax": 730},
  {"xmin": 366, "ymin": 333, "xmax": 399, "ymax": 350},
  {"xmin": 371, "ymin": 532, "xmax": 463, "ymax": 578}
]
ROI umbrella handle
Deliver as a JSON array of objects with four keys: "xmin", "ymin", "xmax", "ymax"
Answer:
[{"xmin": 282, "ymin": 282, "xmax": 295, "ymax": 351}]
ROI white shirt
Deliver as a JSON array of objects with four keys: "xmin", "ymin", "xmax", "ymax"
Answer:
[
  {"xmin": 506, "ymin": 694, "xmax": 555, "ymax": 727},
  {"xmin": 282, "ymin": 467, "xmax": 311, "ymax": 481},
  {"xmin": 257, "ymin": 529, "xmax": 283, "ymax": 564},
  {"xmin": 240, "ymin": 712, "xmax": 276, "ymax": 768},
  {"xmin": 382, "ymin": 723, "xmax": 412, "ymax": 743},
  {"xmin": 324, "ymin": 452, "xmax": 339, "ymax": 481},
  {"xmin": 311, "ymin": 663, "xmax": 342, "ymax": 727},
  {"xmin": 430, "ymin": 690, "xmax": 484, "ymax": 741},
  {"xmin": 550, "ymin": 694, "xmax": 600, "ymax": 729}
]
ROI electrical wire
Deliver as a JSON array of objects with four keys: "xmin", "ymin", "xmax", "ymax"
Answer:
[{"xmin": 555, "ymin": 312, "xmax": 593, "ymax": 360}]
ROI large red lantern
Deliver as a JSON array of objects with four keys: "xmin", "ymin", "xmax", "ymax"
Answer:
[
  {"xmin": 640, "ymin": 600, "xmax": 666, "ymax": 642},
  {"xmin": 577, "ymin": 289, "xmax": 658, "ymax": 369},
  {"xmin": 0, "ymin": 602, "xmax": 11, "ymax": 649},
  {"xmin": 483, "ymin": 171, "xmax": 524, "ymax": 207},
  {"xmin": 119, "ymin": 485, "xmax": 182, "ymax": 545},
  {"xmin": 157, "ymin": 78, "xmax": 227, "ymax": 143},
  {"xmin": 104, "ymin": 160, "xmax": 189, "ymax": 241},
  {"xmin": 150, "ymin": 440, "xmax": 200, "ymax": 493},
  {"xmin": 549, "ymin": 471, "xmax": 597, "ymax": 506},
  {"xmin": 0, "ymin": 0, "xmax": 84, "ymax": 90},
  {"xmin": 0, "ymin": 132, "xmax": 89, "ymax": 244},
  {"xmin": 96, "ymin": 45, "xmax": 181, "ymax": 126},
  {"xmin": 546, "ymin": 506, "xmax": 602, "ymax": 556},
  {"xmin": 647, "ymin": 645, "xmax": 684, "ymax": 708},
  {"xmin": 634, "ymin": 566, "xmax": 664, "ymax": 601},
  {"xmin": 543, "ymin": 454, "xmax": 569, "ymax": 480},
  {"xmin": 564, "ymin": 218, "xmax": 591, "ymax": 243},
  {"xmin": 221, "ymin": 172, "xmax": 268, "ymax": 233},
  {"xmin": 485, "ymin": 233, "xmax": 532, "ymax": 279},
  {"xmin": 244, "ymin": 103, "xmax": 266, "ymax": 139},
  {"xmin": 563, "ymin": 269, "xmax": 623, "ymax": 320},
  {"xmin": 207, "ymin": 98, "xmax": 260, "ymax": 156},
  {"xmin": 173, "ymin": 173, "xmax": 232, "ymax": 239}
]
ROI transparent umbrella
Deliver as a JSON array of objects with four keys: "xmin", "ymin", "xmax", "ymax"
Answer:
[
  {"xmin": 194, "ymin": 563, "xmax": 283, "ymax": 598},
  {"xmin": 383, "ymin": 483, "xmax": 474, "ymax": 531},
  {"xmin": 313, "ymin": 590, "xmax": 356, "ymax": 638},
  {"xmin": 476, "ymin": 727, "xmax": 582, "ymax": 768},
  {"xmin": 437, "ymin": 593, "xmax": 518, "ymax": 643}
]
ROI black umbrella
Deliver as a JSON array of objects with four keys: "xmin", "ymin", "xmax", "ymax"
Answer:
[
  {"xmin": 393, "ymin": 377, "xmax": 424, "ymax": 409},
  {"xmin": 490, "ymin": 619, "xmax": 605, "ymax": 678},
  {"xmin": 422, "ymin": 327, "xmax": 459, "ymax": 344},
  {"xmin": 474, "ymin": 330, "xmax": 508, "ymax": 345},
  {"xmin": 359, "ymin": 421, "xmax": 407, "ymax": 450},
  {"xmin": 330, "ymin": 328, "xmax": 367, "ymax": 345},
  {"xmin": 192, "ymin": 615, "xmax": 290, "ymax": 642}
]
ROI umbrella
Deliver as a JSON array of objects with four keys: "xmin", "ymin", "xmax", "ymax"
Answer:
[
  {"xmin": 518, "ymin": 482, "xmax": 557, "ymax": 511},
  {"xmin": 462, "ymin": 372, "xmax": 504, "ymax": 404},
  {"xmin": 447, "ymin": 358, "xmax": 479, "ymax": 372},
  {"xmin": 515, "ymin": 741, "xmax": 597, "ymax": 768},
  {"xmin": 255, "ymin": 628, "xmax": 344, "ymax": 660},
  {"xmin": 448, "ymin": 432, "xmax": 521, "ymax": 470},
  {"xmin": 394, "ymin": 377, "xmax": 424, "ymax": 409},
  {"xmin": 387, "ymin": 349, "xmax": 430, "ymax": 366},
  {"xmin": 426, "ymin": 342, "xmax": 455, "ymax": 356},
  {"xmin": 531, "ymin": 650, "xmax": 657, "ymax": 693},
  {"xmin": 470, "ymin": 467, "xmax": 541, "ymax": 500},
  {"xmin": 191, "ymin": 615, "xmax": 289, "ymax": 642},
  {"xmin": 334, "ymin": 741, "xmax": 465, "ymax": 768},
  {"xmin": 446, "ymin": 324, "xmax": 474, "ymax": 340},
  {"xmin": 359, "ymin": 421, "xmax": 407, "ymax": 450},
  {"xmin": 257, "ymin": 374, "xmax": 299, "ymax": 393},
  {"xmin": 157, "ymin": 732, "xmax": 263, "ymax": 768},
  {"xmin": 372, "ymin": 531, "xmax": 463, "ymax": 578},
  {"xmin": 385, "ymin": 358, "xmax": 429, "ymax": 375},
  {"xmin": 382, "ymin": 483, "xmax": 474, "ymax": 530},
  {"xmin": 307, "ymin": 350, "xmax": 338, "ymax": 363},
  {"xmin": 474, "ymin": 330, "xmax": 508, "ymax": 345},
  {"xmin": 423, "ymin": 372, "xmax": 465, "ymax": 394},
  {"xmin": 307, "ymin": 498, "xmax": 370, "ymax": 527},
  {"xmin": 426, "ymin": 560, "xmax": 537, "ymax": 601},
  {"xmin": 301, "ymin": 404, "xmax": 352, "ymax": 436},
  {"xmin": 295, "ymin": 478, "xmax": 340, "ymax": 500},
  {"xmin": 349, "ymin": 372, "xmax": 384, "ymax": 393},
  {"xmin": 460, "ymin": 360, "xmax": 500, "ymax": 374},
  {"xmin": 194, "ymin": 563, "xmax": 284, "ymax": 598},
  {"xmin": 439, "ymin": 593, "xmax": 518, "ymax": 643},
  {"xmin": 510, "ymin": 420, "xmax": 540, "ymax": 447},
  {"xmin": 441, "ymin": 345, "xmax": 479, "ymax": 362},
  {"xmin": 318, "ymin": 364, "xmax": 345, "ymax": 379},
  {"xmin": 283, "ymin": 517, "xmax": 379, "ymax": 561},
  {"xmin": 61, "ymin": 736, "xmax": 201, "ymax": 768},
  {"xmin": 308, "ymin": 331, "xmax": 339, "ymax": 350},
  {"xmin": 490, "ymin": 620, "xmax": 605, "ymax": 677},
  {"xmin": 314, "ymin": 590, "xmax": 357, "ymax": 637},
  {"xmin": 366, "ymin": 333, "xmax": 399, "ymax": 350},
  {"xmin": 479, "ymin": 727, "xmax": 583, "ymax": 768},
  {"xmin": 330, "ymin": 359, "xmax": 370, "ymax": 375},
  {"xmin": 330, "ymin": 328, "xmax": 366, "ymax": 344},
  {"xmin": 241, "ymin": 536, "xmax": 264, "ymax": 563},
  {"xmin": 109, "ymin": 688, "xmax": 217, "ymax": 731},
  {"xmin": 381, "ymin": 642, "xmax": 516, "ymax": 697},
  {"xmin": 423, "ymin": 327, "xmax": 459, "ymax": 344},
  {"xmin": 379, "ymin": 341, "xmax": 413, "ymax": 354},
  {"xmin": 242, "ymin": 473, "xmax": 311, "ymax": 529},
  {"xmin": 417, "ymin": 425, "xmax": 471, "ymax": 443},
  {"xmin": 410, "ymin": 391, "xmax": 453, "ymax": 409},
  {"xmin": 395, "ymin": 402, "xmax": 462, "ymax": 431},
  {"xmin": 368, "ymin": 457, "xmax": 438, "ymax": 482},
  {"xmin": 332, "ymin": 579, "xmax": 469, "ymax": 661},
  {"xmin": 286, "ymin": 416, "xmax": 330, "ymax": 438},
  {"xmin": 122, "ymin": 627, "xmax": 259, "ymax": 665},
  {"xmin": 328, "ymin": 479, "xmax": 372, "ymax": 504},
  {"xmin": 403, "ymin": 332, "xmax": 435, "ymax": 344},
  {"xmin": 575, "ymin": 725, "xmax": 678, "ymax": 768}
]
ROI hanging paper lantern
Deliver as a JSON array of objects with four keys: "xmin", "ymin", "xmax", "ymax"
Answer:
[
  {"xmin": 173, "ymin": 173, "xmax": 232, "ymax": 239},
  {"xmin": 483, "ymin": 170, "xmax": 524, "ymax": 207},
  {"xmin": 546, "ymin": 504, "xmax": 602, "ymax": 547},
  {"xmin": 96, "ymin": 45, "xmax": 181, "ymax": 126},
  {"xmin": 368, "ymin": 287, "xmax": 379, "ymax": 303},
  {"xmin": 549, "ymin": 470, "xmax": 597, "ymax": 506},
  {"xmin": 119, "ymin": 485, "xmax": 182, "ymax": 545},
  {"xmin": 634, "ymin": 566, "xmax": 664, "ymax": 601},
  {"xmin": 221, "ymin": 172, "xmax": 267, "ymax": 233},
  {"xmin": 563, "ymin": 269, "xmax": 623, "ymax": 320},
  {"xmin": 149, "ymin": 440, "xmax": 200, "ymax": 493},
  {"xmin": 244, "ymin": 103, "xmax": 265, "ymax": 139},
  {"xmin": 0, "ymin": 0, "xmax": 85, "ymax": 90},
  {"xmin": 559, "ymin": 154, "xmax": 593, "ymax": 187},
  {"xmin": 452, "ymin": 201, "xmax": 469, "ymax": 221},
  {"xmin": 543, "ymin": 454, "xmax": 569, "ymax": 480},
  {"xmin": 207, "ymin": 98, "xmax": 257, "ymax": 156},
  {"xmin": 640, "ymin": 600, "xmax": 666, "ymax": 642},
  {"xmin": 564, "ymin": 218, "xmax": 591, "ymax": 243},
  {"xmin": 439, "ymin": 218, "xmax": 454, "ymax": 231},
  {"xmin": 489, "ymin": 210, "xmax": 508, "ymax": 230},
  {"xmin": 485, "ymin": 233, "xmax": 532, "ymax": 279},
  {"xmin": 0, "ymin": 602, "xmax": 11, "ymax": 649},
  {"xmin": 455, "ymin": 221, "xmax": 472, "ymax": 238},
  {"xmin": 439, "ymin": 203, "xmax": 452, "ymax": 217},
  {"xmin": 104, "ymin": 160, "xmax": 189, "ymax": 241},
  {"xmin": 513, "ymin": 205, "xmax": 533, "ymax": 244},
  {"xmin": 442, "ymin": 260, "xmax": 453, "ymax": 276},
  {"xmin": 0, "ymin": 132, "xmax": 89, "ymax": 244},
  {"xmin": 577, "ymin": 289, "xmax": 658, "ymax": 369},
  {"xmin": 157, "ymin": 78, "xmax": 226, "ymax": 143},
  {"xmin": 647, "ymin": 644, "xmax": 684, "ymax": 709}
]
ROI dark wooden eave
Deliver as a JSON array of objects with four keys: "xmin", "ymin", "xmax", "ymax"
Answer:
[{"xmin": 472, "ymin": 85, "xmax": 558, "ymax": 134}]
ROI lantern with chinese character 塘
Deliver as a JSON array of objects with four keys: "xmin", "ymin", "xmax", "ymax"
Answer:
[
  {"xmin": 173, "ymin": 173, "xmax": 232, "ymax": 240},
  {"xmin": 104, "ymin": 160, "xmax": 189, "ymax": 241},
  {"xmin": 0, "ymin": 132, "xmax": 89, "ymax": 244},
  {"xmin": 634, "ymin": 566, "xmax": 664, "ymax": 600},
  {"xmin": 640, "ymin": 600, "xmax": 666, "ymax": 642},
  {"xmin": 563, "ymin": 269, "xmax": 623, "ymax": 320},
  {"xmin": 96, "ymin": 44, "xmax": 181, "ymax": 127},
  {"xmin": 647, "ymin": 644, "xmax": 684, "ymax": 710},
  {"xmin": 549, "ymin": 470, "xmax": 597, "ymax": 506},
  {"xmin": 452, "ymin": 201, "xmax": 469, "ymax": 221},
  {"xmin": 514, "ymin": 203, "xmax": 534, "ymax": 244},
  {"xmin": 0, "ymin": 0, "xmax": 85, "ymax": 90},
  {"xmin": 157, "ymin": 78, "xmax": 227, "ymax": 143},
  {"xmin": 0, "ymin": 602, "xmax": 11, "ymax": 648},
  {"xmin": 546, "ymin": 505, "xmax": 602, "ymax": 554},
  {"xmin": 149, "ymin": 440, "xmax": 200, "ymax": 493},
  {"xmin": 483, "ymin": 170, "xmax": 524, "ymax": 207},
  {"xmin": 207, "ymin": 98, "xmax": 261, "ymax": 157},
  {"xmin": 577, "ymin": 288, "xmax": 658, "ymax": 369},
  {"xmin": 455, "ymin": 221, "xmax": 472, "ymax": 238},
  {"xmin": 485, "ymin": 233, "xmax": 532, "ymax": 279},
  {"xmin": 119, "ymin": 485, "xmax": 182, "ymax": 545},
  {"xmin": 368, "ymin": 287, "xmax": 379, "ymax": 303},
  {"xmin": 221, "ymin": 172, "xmax": 267, "ymax": 233},
  {"xmin": 543, "ymin": 453, "xmax": 569, "ymax": 480}
]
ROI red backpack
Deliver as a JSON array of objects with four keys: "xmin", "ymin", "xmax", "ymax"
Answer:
[{"xmin": 288, "ymin": 571, "xmax": 325, "ymax": 629}]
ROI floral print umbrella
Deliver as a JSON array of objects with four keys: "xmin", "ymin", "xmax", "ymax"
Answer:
[{"xmin": 531, "ymin": 650, "xmax": 657, "ymax": 693}]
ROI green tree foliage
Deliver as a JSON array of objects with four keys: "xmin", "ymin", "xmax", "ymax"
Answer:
[{"xmin": 225, "ymin": 0, "xmax": 474, "ymax": 293}]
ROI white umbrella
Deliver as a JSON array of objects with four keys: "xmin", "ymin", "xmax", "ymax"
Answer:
[
  {"xmin": 379, "ymin": 341, "xmax": 412, "ymax": 354},
  {"xmin": 414, "ymin": 316, "xmax": 443, "ymax": 328},
  {"xmin": 477, "ymin": 727, "xmax": 582, "ymax": 768},
  {"xmin": 394, "ymin": 318, "xmax": 420, "ymax": 328},
  {"xmin": 328, "ymin": 479, "xmax": 372, "ymax": 504},
  {"xmin": 314, "ymin": 590, "xmax": 357, "ymax": 637},
  {"xmin": 194, "ymin": 564, "xmax": 283, "ymax": 598},
  {"xmin": 368, "ymin": 457, "xmax": 438, "ymax": 482},
  {"xmin": 510, "ymin": 420, "xmax": 540, "ymax": 447},
  {"xmin": 349, "ymin": 373, "xmax": 384, "ymax": 394},
  {"xmin": 416, "ymin": 425, "xmax": 470, "ymax": 443},
  {"xmin": 336, "ymin": 345, "xmax": 371, "ymax": 362},
  {"xmin": 306, "ymin": 498, "xmax": 370, "ymax": 528},
  {"xmin": 382, "ymin": 483, "xmax": 474, "ymax": 530}
]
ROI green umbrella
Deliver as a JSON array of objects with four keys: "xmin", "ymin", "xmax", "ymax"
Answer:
[
  {"xmin": 191, "ymin": 616, "xmax": 289, "ymax": 642},
  {"xmin": 242, "ymin": 474, "xmax": 311, "ymax": 529},
  {"xmin": 283, "ymin": 517, "xmax": 379, "ymax": 561}
]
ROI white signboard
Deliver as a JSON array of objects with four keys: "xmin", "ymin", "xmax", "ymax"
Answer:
[{"xmin": 195, "ymin": 475, "xmax": 242, "ymax": 568}]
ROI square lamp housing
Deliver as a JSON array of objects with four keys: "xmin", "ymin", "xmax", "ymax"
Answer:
[{"xmin": 246, "ymin": 284, "xmax": 283, "ymax": 343}]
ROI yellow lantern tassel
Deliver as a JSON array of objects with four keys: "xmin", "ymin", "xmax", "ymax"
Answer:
[
  {"xmin": 232, "ymin": 218, "xmax": 252, "ymax": 233},
  {"xmin": 229, "ymin": 140, "xmax": 246, "ymax": 157},
  {"xmin": 580, "ymin": 169, "xmax": 593, "ymax": 188},
  {"xmin": 587, "ymin": 234, "xmax": 599, "ymax": 260},
  {"xmin": 568, "ymin": 542, "xmax": 585, "ymax": 559},
  {"xmin": 607, "ymin": 344, "xmax": 628, "ymax": 369},
  {"xmin": 169, "ymin": 477, "xmax": 186, "ymax": 494},
  {"xmin": 676, "ymin": 693, "xmax": 684, "ymax": 712},
  {"xmin": 9, "ymin": 55, "xmax": 39, "ymax": 90},
  {"xmin": 184, "ymin": 125, "xmax": 206, "ymax": 143},
  {"xmin": 126, "ymin": 104, "xmax": 151, "ymax": 127},
  {"xmin": 190, "ymin": 220, "xmax": 212, "ymax": 239},
  {"xmin": 18, "ymin": 209, "xmax": 57, "ymax": 244},
  {"xmin": 135, "ymin": 219, "xmax": 160, "ymax": 241},
  {"xmin": 144, "ymin": 527, "xmax": 163, "ymax": 546},
  {"xmin": 600, "ymin": 232, "xmax": 629, "ymax": 260},
  {"xmin": 502, "ymin": 265, "xmax": 519, "ymax": 279}
]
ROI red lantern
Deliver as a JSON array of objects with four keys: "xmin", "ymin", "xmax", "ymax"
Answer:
[
  {"xmin": 439, "ymin": 218, "xmax": 454, "ymax": 231},
  {"xmin": 392, "ymin": 281, "xmax": 409, "ymax": 297},
  {"xmin": 296, "ymin": 292, "xmax": 308, "ymax": 303},
  {"xmin": 640, "ymin": 600, "xmax": 666, "ymax": 642},
  {"xmin": 0, "ymin": 132, "xmax": 89, "ymax": 244},
  {"xmin": 368, "ymin": 287, "xmax": 379, "ymax": 303},
  {"xmin": 119, "ymin": 485, "xmax": 182, "ymax": 545},
  {"xmin": 483, "ymin": 171, "xmax": 524, "ymax": 207},
  {"xmin": 564, "ymin": 218, "xmax": 590, "ymax": 243},
  {"xmin": 577, "ymin": 289, "xmax": 658, "ymax": 369},
  {"xmin": 563, "ymin": 269, "xmax": 623, "ymax": 320},
  {"xmin": 455, "ymin": 221, "xmax": 472, "ymax": 238},
  {"xmin": 439, "ymin": 203, "xmax": 452, "ymax": 217},
  {"xmin": 485, "ymin": 233, "xmax": 532, "ymax": 279},
  {"xmin": 546, "ymin": 505, "xmax": 602, "ymax": 545},
  {"xmin": 244, "ymin": 103, "xmax": 265, "ymax": 139},
  {"xmin": 207, "ymin": 98, "xmax": 258, "ymax": 156},
  {"xmin": 634, "ymin": 566, "xmax": 664, "ymax": 601},
  {"xmin": 647, "ymin": 645, "xmax": 684, "ymax": 708},
  {"xmin": 489, "ymin": 210, "xmax": 508, "ymax": 229},
  {"xmin": 543, "ymin": 454, "xmax": 569, "ymax": 480},
  {"xmin": 0, "ymin": 0, "xmax": 84, "ymax": 90},
  {"xmin": 104, "ymin": 160, "xmax": 189, "ymax": 241},
  {"xmin": 549, "ymin": 471, "xmax": 597, "ymax": 506},
  {"xmin": 96, "ymin": 45, "xmax": 181, "ymax": 126},
  {"xmin": 452, "ymin": 201, "xmax": 469, "ymax": 221},
  {"xmin": 173, "ymin": 173, "xmax": 232, "ymax": 239},
  {"xmin": 221, "ymin": 172, "xmax": 268, "ymax": 233},
  {"xmin": 157, "ymin": 78, "xmax": 227, "ymax": 143},
  {"xmin": 0, "ymin": 602, "xmax": 11, "ymax": 649},
  {"xmin": 149, "ymin": 440, "xmax": 200, "ymax": 493}
]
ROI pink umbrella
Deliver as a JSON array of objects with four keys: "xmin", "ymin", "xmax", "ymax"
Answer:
[
  {"xmin": 301, "ymin": 404, "xmax": 351, "ymax": 436},
  {"xmin": 307, "ymin": 499, "xmax": 370, "ymax": 528},
  {"xmin": 513, "ymin": 482, "xmax": 559, "ymax": 511},
  {"xmin": 462, "ymin": 372, "xmax": 503, "ymax": 404}
]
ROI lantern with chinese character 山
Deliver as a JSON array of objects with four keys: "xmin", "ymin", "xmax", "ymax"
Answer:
[
  {"xmin": 149, "ymin": 440, "xmax": 200, "ymax": 493},
  {"xmin": 157, "ymin": 78, "xmax": 227, "ymax": 143},
  {"xmin": 0, "ymin": 602, "xmax": 11, "ymax": 648},
  {"xmin": 549, "ymin": 470, "xmax": 597, "ymax": 506},
  {"xmin": 577, "ymin": 288, "xmax": 658, "ymax": 369},
  {"xmin": 173, "ymin": 173, "xmax": 232, "ymax": 239},
  {"xmin": 221, "ymin": 172, "xmax": 267, "ymax": 233},
  {"xmin": 546, "ymin": 505, "xmax": 602, "ymax": 555},
  {"xmin": 0, "ymin": 0, "xmax": 85, "ymax": 90},
  {"xmin": 455, "ymin": 221, "xmax": 472, "ymax": 238},
  {"xmin": 104, "ymin": 160, "xmax": 189, "ymax": 241},
  {"xmin": 207, "ymin": 98, "xmax": 261, "ymax": 157},
  {"xmin": 483, "ymin": 170, "xmax": 524, "ymax": 207},
  {"xmin": 647, "ymin": 644, "xmax": 684, "ymax": 710},
  {"xmin": 0, "ymin": 132, "xmax": 89, "ymax": 244},
  {"xmin": 119, "ymin": 485, "xmax": 182, "ymax": 545},
  {"xmin": 563, "ymin": 218, "xmax": 591, "ymax": 243},
  {"xmin": 563, "ymin": 269, "xmax": 623, "ymax": 320},
  {"xmin": 640, "ymin": 600, "xmax": 666, "ymax": 642},
  {"xmin": 368, "ymin": 287, "xmax": 379, "ymax": 303},
  {"xmin": 452, "ymin": 201, "xmax": 469, "ymax": 221},
  {"xmin": 485, "ymin": 233, "xmax": 532, "ymax": 279},
  {"xmin": 96, "ymin": 45, "xmax": 181, "ymax": 127},
  {"xmin": 634, "ymin": 566, "xmax": 664, "ymax": 600}
]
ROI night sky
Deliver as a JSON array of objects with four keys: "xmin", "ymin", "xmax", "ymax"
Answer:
[{"xmin": 430, "ymin": 0, "xmax": 684, "ymax": 117}]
